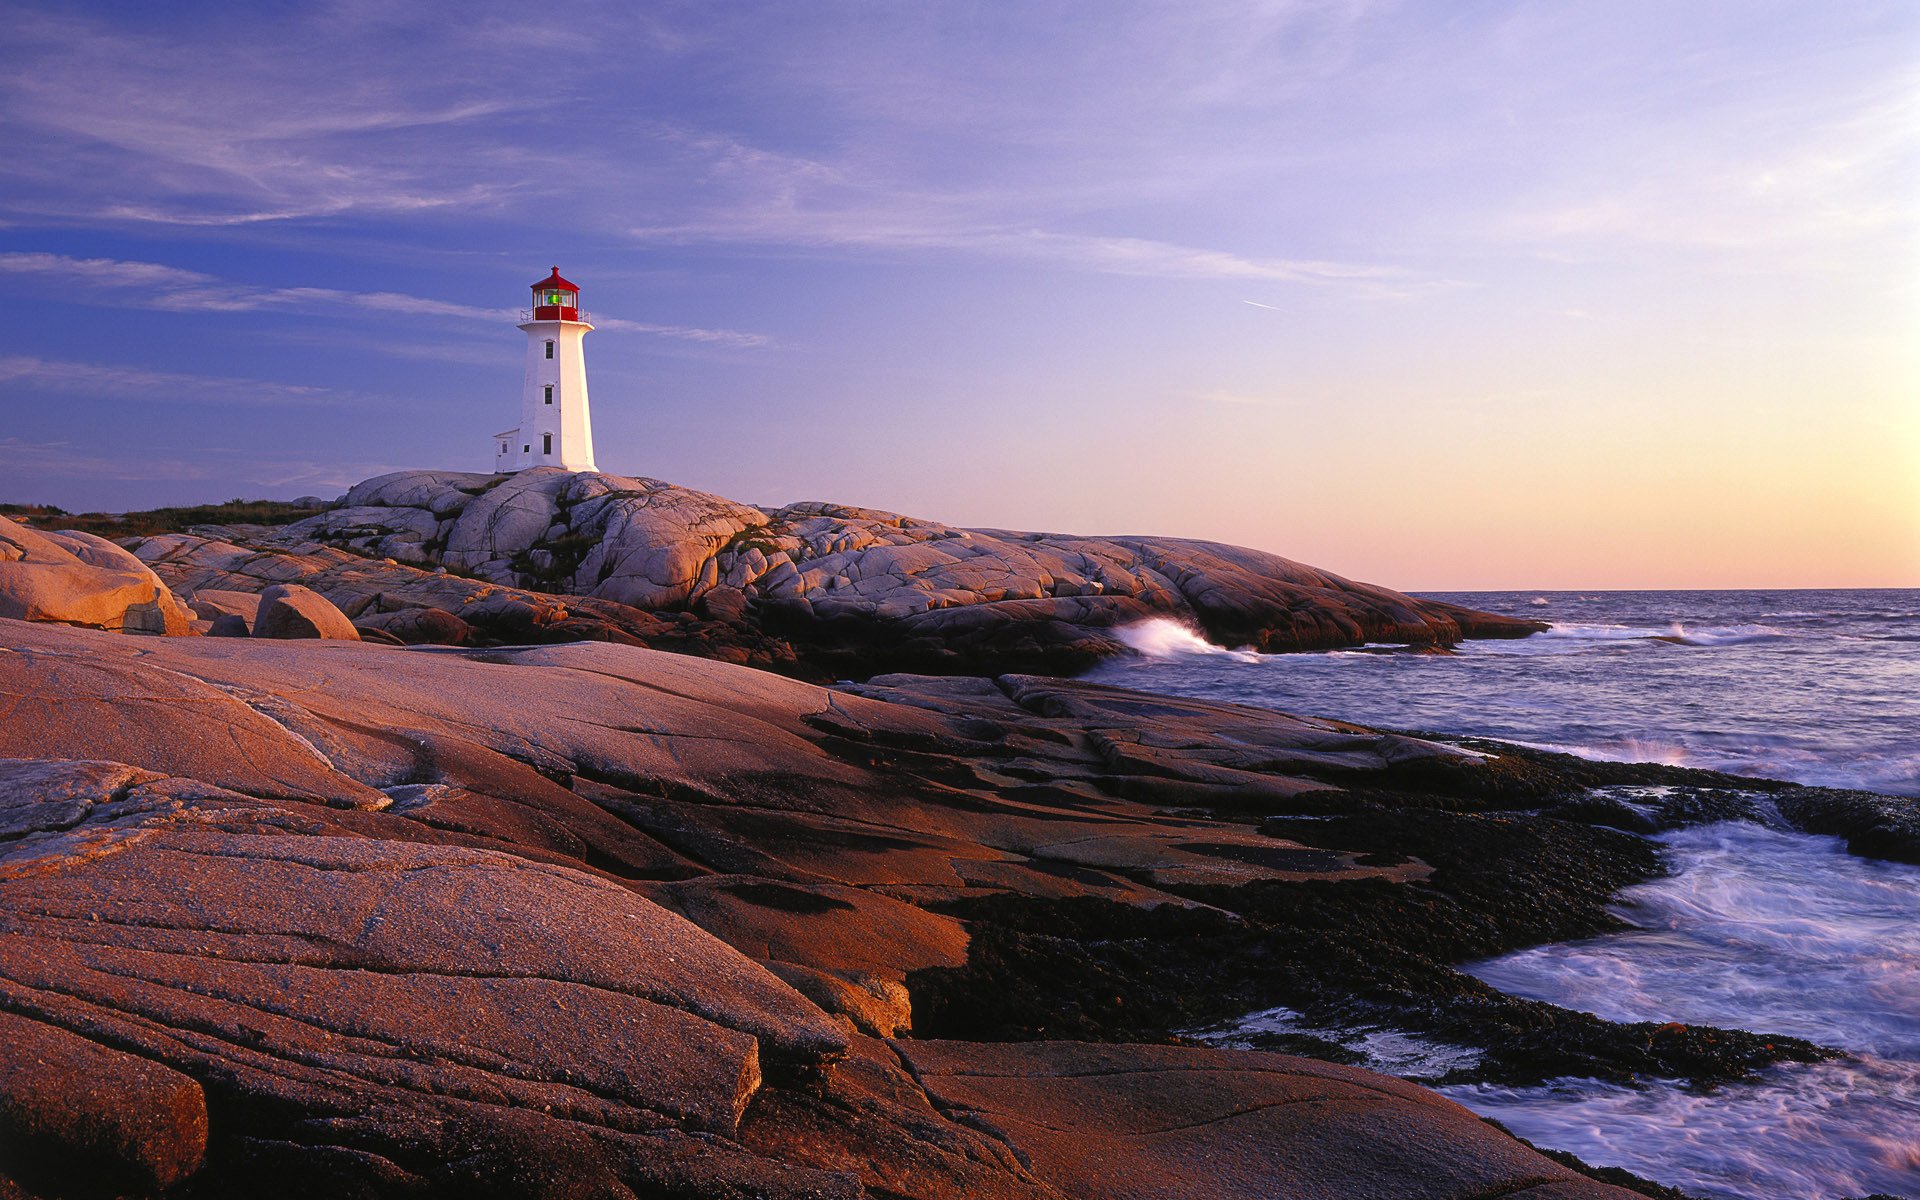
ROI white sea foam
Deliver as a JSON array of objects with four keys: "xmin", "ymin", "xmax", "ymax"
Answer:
[
  {"xmin": 1453, "ymin": 620, "xmax": 1797, "ymax": 656},
  {"xmin": 1450, "ymin": 1058, "xmax": 1920, "ymax": 1200},
  {"xmin": 1192, "ymin": 1005, "xmax": 1483, "ymax": 1082},
  {"xmin": 1094, "ymin": 591, "xmax": 1920, "ymax": 1194},
  {"xmin": 1447, "ymin": 823, "xmax": 1920, "ymax": 1200},
  {"xmin": 1472, "ymin": 824, "xmax": 1920, "ymax": 1054},
  {"xmin": 1663, "ymin": 621, "xmax": 1793, "ymax": 647},
  {"xmin": 1113, "ymin": 618, "xmax": 1260, "ymax": 661}
]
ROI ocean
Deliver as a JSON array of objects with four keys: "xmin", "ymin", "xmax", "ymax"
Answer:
[
  {"xmin": 1086, "ymin": 589, "xmax": 1920, "ymax": 1200},
  {"xmin": 1088, "ymin": 588, "xmax": 1920, "ymax": 797}
]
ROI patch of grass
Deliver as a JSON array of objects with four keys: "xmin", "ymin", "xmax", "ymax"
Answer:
[
  {"xmin": 509, "ymin": 529, "xmax": 599, "ymax": 592},
  {"xmin": 723, "ymin": 525, "xmax": 784, "ymax": 559},
  {"xmin": 2, "ymin": 497, "xmax": 330, "ymax": 538}
]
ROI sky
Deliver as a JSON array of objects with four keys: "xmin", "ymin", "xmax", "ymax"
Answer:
[{"xmin": 0, "ymin": 0, "xmax": 1915, "ymax": 590}]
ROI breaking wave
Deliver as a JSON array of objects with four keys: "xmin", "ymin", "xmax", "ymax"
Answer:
[{"xmin": 1113, "ymin": 618, "xmax": 1260, "ymax": 662}]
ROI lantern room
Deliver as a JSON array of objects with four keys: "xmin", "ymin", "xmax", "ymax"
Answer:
[{"xmin": 529, "ymin": 266, "xmax": 581, "ymax": 321}]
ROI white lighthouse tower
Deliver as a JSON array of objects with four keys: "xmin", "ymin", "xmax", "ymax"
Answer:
[{"xmin": 493, "ymin": 267, "xmax": 597, "ymax": 473}]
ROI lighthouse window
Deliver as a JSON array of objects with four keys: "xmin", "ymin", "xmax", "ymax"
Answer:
[
  {"xmin": 543, "ymin": 385, "xmax": 553, "ymax": 405},
  {"xmin": 543, "ymin": 433, "xmax": 552, "ymax": 455},
  {"xmin": 545, "ymin": 340, "xmax": 554, "ymax": 359}
]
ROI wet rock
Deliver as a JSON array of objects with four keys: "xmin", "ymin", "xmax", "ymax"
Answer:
[{"xmin": 1773, "ymin": 787, "xmax": 1920, "ymax": 864}]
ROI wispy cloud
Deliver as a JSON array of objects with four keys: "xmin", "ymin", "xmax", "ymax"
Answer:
[
  {"xmin": 0, "ymin": 355, "xmax": 343, "ymax": 407},
  {"xmin": 1490, "ymin": 33, "xmax": 1918, "ymax": 263},
  {"xmin": 590, "ymin": 317, "xmax": 770, "ymax": 347},
  {"xmin": 0, "ymin": 3, "xmax": 1440, "ymax": 296},
  {"xmin": 0, "ymin": 251, "xmax": 216, "ymax": 289},
  {"xmin": 0, "ymin": 437, "xmax": 403, "ymax": 493},
  {"xmin": 0, "ymin": 253, "xmax": 771, "ymax": 346},
  {"xmin": 629, "ymin": 209, "xmax": 1423, "ymax": 291},
  {"xmin": 0, "ymin": 7, "xmax": 533, "ymax": 227}
]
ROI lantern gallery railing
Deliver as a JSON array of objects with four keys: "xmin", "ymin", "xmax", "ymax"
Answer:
[{"xmin": 519, "ymin": 310, "xmax": 592, "ymax": 322}]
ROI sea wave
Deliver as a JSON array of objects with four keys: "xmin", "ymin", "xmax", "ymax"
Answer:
[
  {"xmin": 1088, "ymin": 590, "xmax": 1919, "ymax": 797},
  {"xmin": 1448, "ymin": 824, "xmax": 1920, "ymax": 1200},
  {"xmin": 1449, "ymin": 1057, "xmax": 1920, "ymax": 1200},
  {"xmin": 1660, "ymin": 621, "xmax": 1793, "ymax": 647},
  {"xmin": 1513, "ymin": 735, "xmax": 1920, "ymax": 795},
  {"xmin": 1456, "ymin": 620, "xmax": 1801, "ymax": 655},
  {"xmin": 1113, "ymin": 618, "xmax": 1260, "ymax": 662}
]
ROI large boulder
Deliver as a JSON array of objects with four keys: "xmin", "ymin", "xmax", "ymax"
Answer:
[
  {"xmin": 0, "ymin": 520, "xmax": 193, "ymax": 634},
  {"xmin": 343, "ymin": 468, "xmax": 498, "ymax": 515},
  {"xmin": 129, "ymin": 529, "xmax": 789, "ymax": 666},
  {"xmin": 252, "ymin": 583, "xmax": 359, "ymax": 641}
]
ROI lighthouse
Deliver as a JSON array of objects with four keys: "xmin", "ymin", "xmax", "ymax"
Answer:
[{"xmin": 493, "ymin": 267, "xmax": 597, "ymax": 473}]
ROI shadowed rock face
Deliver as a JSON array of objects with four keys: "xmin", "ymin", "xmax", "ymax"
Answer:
[
  {"xmin": 122, "ymin": 467, "xmax": 1541, "ymax": 676},
  {"xmin": 0, "ymin": 619, "xmax": 1636, "ymax": 1200}
]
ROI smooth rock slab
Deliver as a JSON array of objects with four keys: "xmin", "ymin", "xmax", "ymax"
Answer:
[
  {"xmin": 893, "ymin": 1040, "xmax": 1638, "ymax": 1200},
  {"xmin": 0, "ymin": 779, "xmax": 851, "ymax": 1194}
]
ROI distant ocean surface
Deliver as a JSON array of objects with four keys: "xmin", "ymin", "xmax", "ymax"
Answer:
[
  {"xmin": 1086, "ymin": 588, "xmax": 1920, "ymax": 797},
  {"xmin": 1098, "ymin": 590, "xmax": 1920, "ymax": 1200}
]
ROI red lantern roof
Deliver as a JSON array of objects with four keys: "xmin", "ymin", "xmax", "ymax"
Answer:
[{"xmin": 531, "ymin": 266, "xmax": 580, "ymax": 292}]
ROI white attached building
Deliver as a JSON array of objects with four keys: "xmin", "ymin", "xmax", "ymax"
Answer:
[{"xmin": 494, "ymin": 267, "xmax": 598, "ymax": 473}]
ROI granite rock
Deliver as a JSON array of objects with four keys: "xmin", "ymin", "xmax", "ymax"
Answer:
[
  {"xmin": 0, "ymin": 520, "xmax": 194, "ymax": 635},
  {"xmin": 252, "ymin": 583, "xmax": 360, "ymax": 640},
  {"xmin": 0, "ymin": 619, "xmax": 1633, "ymax": 1199},
  {"xmin": 125, "ymin": 469, "xmax": 1542, "ymax": 677}
]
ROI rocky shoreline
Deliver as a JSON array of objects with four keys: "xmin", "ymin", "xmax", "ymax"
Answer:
[
  {"xmin": 110, "ymin": 467, "xmax": 1543, "ymax": 678},
  {"xmin": 2, "ymin": 479, "xmax": 1905, "ymax": 1199},
  {"xmin": 3, "ymin": 615, "xmax": 1904, "ymax": 1198}
]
